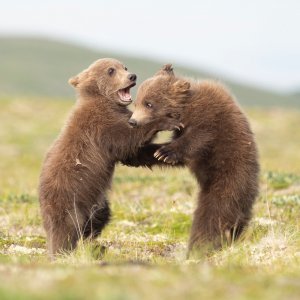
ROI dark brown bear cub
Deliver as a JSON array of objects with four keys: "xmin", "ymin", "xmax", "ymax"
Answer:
[
  {"xmin": 39, "ymin": 59, "xmax": 181, "ymax": 257},
  {"xmin": 129, "ymin": 65, "xmax": 260, "ymax": 255}
]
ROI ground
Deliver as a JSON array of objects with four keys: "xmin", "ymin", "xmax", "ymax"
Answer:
[{"xmin": 0, "ymin": 98, "xmax": 299, "ymax": 300}]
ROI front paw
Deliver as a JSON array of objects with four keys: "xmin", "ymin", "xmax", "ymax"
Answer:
[
  {"xmin": 161, "ymin": 121, "xmax": 185, "ymax": 132},
  {"xmin": 121, "ymin": 156, "xmax": 140, "ymax": 167},
  {"xmin": 154, "ymin": 145, "xmax": 179, "ymax": 164}
]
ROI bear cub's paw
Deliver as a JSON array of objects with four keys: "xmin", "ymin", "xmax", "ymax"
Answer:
[
  {"xmin": 158, "ymin": 120, "xmax": 185, "ymax": 132},
  {"xmin": 154, "ymin": 144, "xmax": 181, "ymax": 164}
]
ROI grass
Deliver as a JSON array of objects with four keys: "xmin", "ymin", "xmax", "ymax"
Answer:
[{"xmin": 0, "ymin": 98, "xmax": 299, "ymax": 299}]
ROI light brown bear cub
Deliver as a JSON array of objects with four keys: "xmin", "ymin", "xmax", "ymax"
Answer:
[
  {"xmin": 39, "ymin": 59, "xmax": 181, "ymax": 257},
  {"xmin": 128, "ymin": 65, "xmax": 260, "ymax": 255}
]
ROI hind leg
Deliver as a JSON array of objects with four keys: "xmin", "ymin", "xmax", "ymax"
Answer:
[
  {"xmin": 82, "ymin": 197, "xmax": 111, "ymax": 239},
  {"xmin": 188, "ymin": 190, "xmax": 251, "ymax": 256},
  {"xmin": 188, "ymin": 195, "xmax": 222, "ymax": 256},
  {"xmin": 46, "ymin": 219, "xmax": 80, "ymax": 259},
  {"xmin": 43, "ymin": 207, "xmax": 85, "ymax": 258}
]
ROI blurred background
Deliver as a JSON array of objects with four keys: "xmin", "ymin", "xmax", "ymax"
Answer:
[
  {"xmin": 0, "ymin": 0, "xmax": 300, "ymax": 192},
  {"xmin": 1, "ymin": 0, "xmax": 300, "ymax": 104}
]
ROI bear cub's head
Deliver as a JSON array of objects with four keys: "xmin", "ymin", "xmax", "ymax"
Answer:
[
  {"xmin": 129, "ymin": 64, "xmax": 190, "ymax": 127},
  {"xmin": 69, "ymin": 58, "xmax": 137, "ymax": 106}
]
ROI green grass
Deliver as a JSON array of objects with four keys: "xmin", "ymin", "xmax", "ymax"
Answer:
[
  {"xmin": 0, "ymin": 36, "xmax": 299, "ymax": 107},
  {"xmin": 0, "ymin": 98, "xmax": 299, "ymax": 299}
]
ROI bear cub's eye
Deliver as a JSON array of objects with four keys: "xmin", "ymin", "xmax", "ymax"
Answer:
[
  {"xmin": 145, "ymin": 102, "xmax": 153, "ymax": 109},
  {"xmin": 108, "ymin": 68, "xmax": 115, "ymax": 76},
  {"xmin": 124, "ymin": 67, "xmax": 128, "ymax": 71}
]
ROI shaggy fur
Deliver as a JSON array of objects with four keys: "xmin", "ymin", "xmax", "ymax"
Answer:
[
  {"xmin": 127, "ymin": 64, "xmax": 260, "ymax": 255},
  {"xmin": 39, "ymin": 59, "xmax": 181, "ymax": 257}
]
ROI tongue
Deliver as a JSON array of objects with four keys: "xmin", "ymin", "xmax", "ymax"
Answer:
[{"xmin": 118, "ymin": 88, "xmax": 131, "ymax": 102}]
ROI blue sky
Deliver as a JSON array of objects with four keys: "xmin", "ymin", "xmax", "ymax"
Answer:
[{"xmin": 1, "ymin": 0, "xmax": 300, "ymax": 92}]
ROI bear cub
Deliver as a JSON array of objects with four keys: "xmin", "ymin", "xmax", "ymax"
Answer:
[
  {"xmin": 129, "ymin": 64, "xmax": 260, "ymax": 255},
  {"xmin": 39, "ymin": 59, "xmax": 181, "ymax": 257}
]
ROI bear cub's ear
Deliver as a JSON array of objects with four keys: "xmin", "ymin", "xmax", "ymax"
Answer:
[
  {"xmin": 68, "ymin": 69, "xmax": 89, "ymax": 87},
  {"xmin": 155, "ymin": 64, "xmax": 174, "ymax": 76},
  {"xmin": 172, "ymin": 80, "xmax": 191, "ymax": 94},
  {"xmin": 68, "ymin": 76, "xmax": 79, "ymax": 87}
]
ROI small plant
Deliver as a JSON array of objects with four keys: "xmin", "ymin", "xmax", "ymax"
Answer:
[
  {"xmin": 272, "ymin": 194, "xmax": 300, "ymax": 207},
  {"xmin": 0, "ymin": 193, "xmax": 36, "ymax": 204},
  {"xmin": 264, "ymin": 171, "xmax": 299, "ymax": 189}
]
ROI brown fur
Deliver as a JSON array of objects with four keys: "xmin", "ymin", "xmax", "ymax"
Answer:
[
  {"xmin": 39, "ymin": 59, "xmax": 181, "ymax": 257},
  {"xmin": 128, "ymin": 64, "xmax": 260, "ymax": 255}
]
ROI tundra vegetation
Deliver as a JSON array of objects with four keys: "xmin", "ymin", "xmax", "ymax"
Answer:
[{"xmin": 0, "ymin": 98, "xmax": 299, "ymax": 299}]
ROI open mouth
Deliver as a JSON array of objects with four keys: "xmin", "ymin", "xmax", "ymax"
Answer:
[{"xmin": 117, "ymin": 83, "xmax": 136, "ymax": 104}]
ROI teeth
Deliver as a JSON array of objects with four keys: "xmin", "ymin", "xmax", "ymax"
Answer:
[{"xmin": 118, "ymin": 88, "xmax": 132, "ymax": 102}]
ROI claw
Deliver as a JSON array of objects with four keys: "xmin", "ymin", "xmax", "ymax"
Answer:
[
  {"xmin": 180, "ymin": 122, "xmax": 185, "ymax": 128},
  {"xmin": 154, "ymin": 152, "xmax": 159, "ymax": 158},
  {"xmin": 157, "ymin": 156, "xmax": 164, "ymax": 161},
  {"xmin": 175, "ymin": 126, "xmax": 180, "ymax": 131},
  {"xmin": 164, "ymin": 157, "xmax": 168, "ymax": 162}
]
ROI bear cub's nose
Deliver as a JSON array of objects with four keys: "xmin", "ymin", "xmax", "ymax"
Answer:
[
  {"xmin": 128, "ymin": 119, "xmax": 137, "ymax": 127},
  {"xmin": 128, "ymin": 74, "xmax": 137, "ymax": 82}
]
